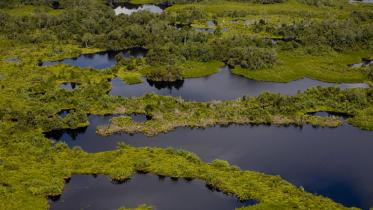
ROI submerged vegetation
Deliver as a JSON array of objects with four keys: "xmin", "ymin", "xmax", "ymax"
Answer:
[{"xmin": 0, "ymin": 0, "xmax": 373, "ymax": 209}]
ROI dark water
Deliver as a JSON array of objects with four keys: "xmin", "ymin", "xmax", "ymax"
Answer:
[
  {"xmin": 194, "ymin": 20, "xmax": 226, "ymax": 33},
  {"xmin": 350, "ymin": 0, "xmax": 373, "ymax": 4},
  {"xmin": 50, "ymin": 1, "xmax": 60, "ymax": 9},
  {"xmin": 194, "ymin": 27, "xmax": 216, "ymax": 33},
  {"xmin": 110, "ymin": 66, "xmax": 369, "ymax": 101},
  {"xmin": 111, "ymin": 113, "xmax": 151, "ymax": 122},
  {"xmin": 60, "ymin": 82, "xmax": 79, "ymax": 90},
  {"xmin": 113, "ymin": 2, "xmax": 170, "ymax": 15},
  {"xmin": 45, "ymin": 115, "xmax": 373, "ymax": 209},
  {"xmin": 268, "ymin": 37, "xmax": 297, "ymax": 44},
  {"xmin": 308, "ymin": 111, "xmax": 352, "ymax": 120},
  {"xmin": 50, "ymin": 173, "xmax": 252, "ymax": 210},
  {"xmin": 4, "ymin": 57, "xmax": 19, "ymax": 63},
  {"xmin": 194, "ymin": 27, "xmax": 228, "ymax": 33},
  {"xmin": 42, "ymin": 48, "xmax": 147, "ymax": 69},
  {"xmin": 58, "ymin": 109, "xmax": 71, "ymax": 118},
  {"xmin": 207, "ymin": 20, "xmax": 217, "ymax": 26},
  {"xmin": 130, "ymin": 113, "xmax": 151, "ymax": 122},
  {"xmin": 348, "ymin": 59, "xmax": 373, "ymax": 68}
]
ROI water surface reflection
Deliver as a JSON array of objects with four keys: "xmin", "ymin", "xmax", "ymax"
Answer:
[
  {"xmin": 50, "ymin": 173, "xmax": 251, "ymax": 210},
  {"xmin": 45, "ymin": 115, "xmax": 373, "ymax": 209},
  {"xmin": 111, "ymin": 66, "xmax": 369, "ymax": 101},
  {"xmin": 42, "ymin": 48, "xmax": 147, "ymax": 69}
]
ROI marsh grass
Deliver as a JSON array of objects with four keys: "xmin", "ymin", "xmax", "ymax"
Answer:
[{"xmin": 232, "ymin": 49, "xmax": 371, "ymax": 83}]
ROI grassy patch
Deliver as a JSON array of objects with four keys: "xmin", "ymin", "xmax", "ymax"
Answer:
[
  {"xmin": 3, "ymin": 5, "xmax": 64, "ymax": 16},
  {"xmin": 167, "ymin": 0, "xmax": 351, "ymax": 18},
  {"xmin": 3, "ymin": 5, "xmax": 36, "ymax": 16},
  {"xmin": 137, "ymin": 60, "xmax": 223, "ymax": 79},
  {"xmin": 117, "ymin": 68, "xmax": 143, "ymax": 84},
  {"xmin": 181, "ymin": 60, "xmax": 223, "ymax": 78},
  {"xmin": 348, "ymin": 107, "xmax": 373, "ymax": 130},
  {"xmin": 0, "ymin": 37, "xmax": 101, "ymax": 65},
  {"xmin": 232, "ymin": 49, "xmax": 371, "ymax": 83}
]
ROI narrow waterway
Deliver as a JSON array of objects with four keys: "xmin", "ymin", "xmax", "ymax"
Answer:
[
  {"xmin": 110, "ymin": 66, "xmax": 368, "ymax": 101},
  {"xmin": 45, "ymin": 115, "xmax": 373, "ymax": 209}
]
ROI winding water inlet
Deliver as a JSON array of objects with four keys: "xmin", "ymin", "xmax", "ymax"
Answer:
[{"xmin": 110, "ymin": 66, "xmax": 368, "ymax": 101}]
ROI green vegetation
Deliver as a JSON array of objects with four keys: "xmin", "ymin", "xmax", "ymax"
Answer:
[
  {"xmin": 1, "ymin": 0, "xmax": 371, "ymax": 82},
  {"xmin": 0, "ymin": 0, "xmax": 373, "ymax": 209},
  {"xmin": 97, "ymin": 88, "xmax": 372, "ymax": 136},
  {"xmin": 179, "ymin": 60, "xmax": 223, "ymax": 78},
  {"xmin": 145, "ymin": 65, "xmax": 184, "ymax": 81},
  {"xmin": 118, "ymin": 204, "xmax": 154, "ymax": 210},
  {"xmin": 348, "ymin": 107, "xmax": 373, "ymax": 130},
  {"xmin": 144, "ymin": 60, "xmax": 223, "ymax": 79},
  {"xmin": 2, "ymin": 5, "xmax": 61, "ymax": 16},
  {"xmin": 117, "ymin": 69, "xmax": 144, "ymax": 84},
  {"xmin": 232, "ymin": 49, "xmax": 372, "ymax": 83},
  {"xmin": 115, "ymin": 60, "xmax": 223, "ymax": 84},
  {"xmin": 1, "ymin": 39, "xmax": 371, "ymax": 208},
  {"xmin": 167, "ymin": 0, "xmax": 373, "ymax": 82},
  {"xmin": 0, "ymin": 129, "xmax": 360, "ymax": 210}
]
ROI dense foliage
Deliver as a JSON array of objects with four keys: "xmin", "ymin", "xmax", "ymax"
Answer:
[
  {"xmin": 1, "ymin": 0, "xmax": 372, "ymax": 74},
  {"xmin": 275, "ymin": 19, "xmax": 373, "ymax": 53}
]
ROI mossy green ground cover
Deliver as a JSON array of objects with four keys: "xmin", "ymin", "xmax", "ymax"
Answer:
[
  {"xmin": 232, "ymin": 49, "xmax": 372, "ymax": 83},
  {"xmin": 167, "ymin": 0, "xmax": 369, "ymax": 17},
  {"xmin": 3, "ymin": 5, "xmax": 64, "ymax": 16},
  {"xmin": 103, "ymin": 60, "xmax": 222, "ymax": 84},
  {"xmin": 0, "ymin": 37, "xmax": 102, "ymax": 64}
]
